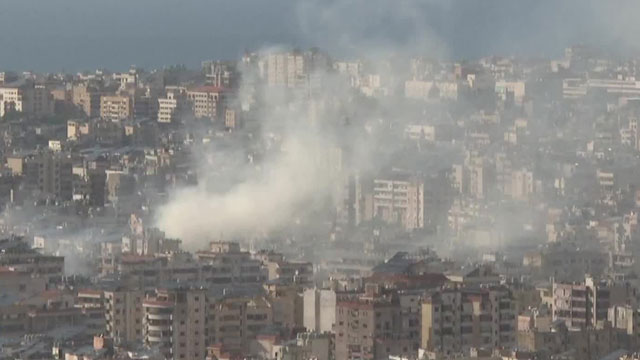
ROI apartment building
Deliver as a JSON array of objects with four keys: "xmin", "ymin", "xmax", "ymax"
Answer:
[
  {"xmin": 100, "ymin": 95, "xmax": 132, "ymax": 121},
  {"xmin": 552, "ymin": 276, "xmax": 612, "ymax": 329},
  {"xmin": 272, "ymin": 332, "xmax": 333, "ymax": 360},
  {"xmin": 421, "ymin": 286, "xmax": 516, "ymax": 356},
  {"xmin": 263, "ymin": 52, "xmax": 306, "ymax": 88},
  {"xmin": 104, "ymin": 288, "xmax": 144, "ymax": 344},
  {"xmin": 0, "ymin": 82, "xmax": 54, "ymax": 118},
  {"xmin": 0, "ymin": 267, "xmax": 47, "ymax": 298},
  {"xmin": 0, "ymin": 237, "xmax": 64, "ymax": 283},
  {"xmin": 122, "ymin": 227, "xmax": 181, "ymax": 256},
  {"xmin": 72, "ymin": 83, "xmax": 102, "ymax": 117},
  {"xmin": 495, "ymin": 80, "xmax": 526, "ymax": 105},
  {"xmin": 265, "ymin": 282, "xmax": 304, "ymax": 328},
  {"xmin": 206, "ymin": 295, "xmax": 272, "ymax": 352},
  {"xmin": 143, "ymin": 287, "xmax": 207, "ymax": 360},
  {"xmin": 157, "ymin": 87, "xmax": 187, "ymax": 123},
  {"xmin": 303, "ymin": 287, "xmax": 336, "ymax": 333},
  {"xmin": 186, "ymin": 86, "xmax": 225, "ymax": 120},
  {"xmin": 371, "ymin": 173, "xmax": 425, "ymax": 231},
  {"xmin": 75, "ymin": 290, "xmax": 106, "ymax": 332},
  {"xmin": 510, "ymin": 168, "xmax": 534, "ymax": 202},
  {"xmin": 254, "ymin": 251, "xmax": 313, "ymax": 284},
  {"xmin": 224, "ymin": 108, "xmax": 240, "ymax": 129},
  {"xmin": 196, "ymin": 242, "xmax": 267, "ymax": 285},
  {"xmin": 202, "ymin": 60, "xmax": 238, "ymax": 88},
  {"xmin": 36, "ymin": 151, "xmax": 73, "ymax": 201},
  {"xmin": 334, "ymin": 286, "xmax": 413, "ymax": 360}
]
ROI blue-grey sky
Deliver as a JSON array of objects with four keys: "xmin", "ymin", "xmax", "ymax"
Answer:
[{"xmin": 0, "ymin": 0, "xmax": 638, "ymax": 72}]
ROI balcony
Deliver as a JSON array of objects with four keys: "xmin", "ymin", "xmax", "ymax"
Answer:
[
  {"xmin": 147, "ymin": 335, "xmax": 171, "ymax": 343},
  {"xmin": 148, "ymin": 324, "xmax": 172, "ymax": 332},
  {"xmin": 147, "ymin": 313, "xmax": 172, "ymax": 321}
]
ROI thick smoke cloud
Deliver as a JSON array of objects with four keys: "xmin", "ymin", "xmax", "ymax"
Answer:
[
  {"xmin": 156, "ymin": 117, "xmax": 346, "ymax": 247},
  {"xmin": 155, "ymin": 65, "xmax": 372, "ymax": 247}
]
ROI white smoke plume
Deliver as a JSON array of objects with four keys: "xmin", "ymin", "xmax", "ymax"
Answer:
[{"xmin": 156, "ymin": 120, "xmax": 346, "ymax": 247}]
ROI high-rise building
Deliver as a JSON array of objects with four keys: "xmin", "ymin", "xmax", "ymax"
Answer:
[
  {"xmin": 206, "ymin": 295, "xmax": 272, "ymax": 352},
  {"xmin": 105, "ymin": 288, "xmax": 144, "ymax": 345},
  {"xmin": 263, "ymin": 51, "xmax": 307, "ymax": 88},
  {"xmin": 371, "ymin": 173, "xmax": 425, "ymax": 231},
  {"xmin": 303, "ymin": 287, "xmax": 336, "ymax": 333},
  {"xmin": 421, "ymin": 286, "xmax": 516, "ymax": 356},
  {"xmin": 143, "ymin": 287, "xmax": 207, "ymax": 360},
  {"xmin": 552, "ymin": 276, "xmax": 612, "ymax": 329},
  {"xmin": 334, "ymin": 286, "xmax": 409, "ymax": 360},
  {"xmin": 76, "ymin": 290, "xmax": 106, "ymax": 332},
  {"xmin": 36, "ymin": 151, "xmax": 73, "ymax": 201}
]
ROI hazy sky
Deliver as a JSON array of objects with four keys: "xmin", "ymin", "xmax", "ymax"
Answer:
[{"xmin": 0, "ymin": 0, "xmax": 638, "ymax": 72}]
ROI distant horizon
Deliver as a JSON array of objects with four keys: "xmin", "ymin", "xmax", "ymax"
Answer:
[{"xmin": 1, "ymin": 0, "xmax": 639, "ymax": 73}]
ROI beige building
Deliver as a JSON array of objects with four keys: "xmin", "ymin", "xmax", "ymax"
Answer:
[
  {"xmin": 0, "ymin": 237, "xmax": 64, "ymax": 283},
  {"xmin": 143, "ymin": 287, "xmax": 207, "ymax": 360},
  {"xmin": 552, "ymin": 276, "xmax": 612, "ymax": 329},
  {"xmin": 100, "ymin": 95, "xmax": 132, "ymax": 121},
  {"xmin": 36, "ymin": 151, "xmax": 73, "ymax": 200},
  {"xmin": 0, "ymin": 82, "xmax": 54, "ymax": 118},
  {"xmin": 196, "ymin": 242, "xmax": 267, "ymax": 285},
  {"xmin": 272, "ymin": 332, "xmax": 333, "ymax": 360},
  {"xmin": 265, "ymin": 283, "xmax": 304, "ymax": 329},
  {"xmin": 0, "ymin": 266, "xmax": 47, "ymax": 299},
  {"xmin": 609, "ymin": 305, "xmax": 640, "ymax": 335},
  {"xmin": 255, "ymin": 251, "xmax": 313, "ymax": 284},
  {"xmin": 495, "ymin": 80, "xmax": 526, "ymax": 105},
  {"xmin": 224, "ymin": 108, "xmax": 239, "ymax": 129},
  {"xmin": 72, "ymin": 83, "xmax": 102, "ymax": 117},
  {"xmin": 371, "ymin": 174, "xmax": 425, "ymax": 231},
  {"xmin": 75, "ymin": 289, "xmax": 106, "ymax": 332},
  {"xmin": 186, "ymin": 86, "xmax": 225, "ymax": 120},
  {"xmin": 263, "ymin": 51, "xmax": 307, "ymax": 88},
  {"xmin": 67, "ymin": 120, "xmax": 90, "ymax": 140},
  {"xmin": 105, "ymin": 288, "xmax": 144, "ymax": 344},
  {"xmin": 421, "ymin": 286, "xmax": 516, "ymax": 356},
  {"xmin": 206, "ymin": 295, "xmax": 272, "ymax": 352},
  {"xmin": 303, "ymin": 287, "xmax": 336, "ymax": 333},
  {"xmin": 158, "ymin": 87, "xmax": 187, "ymax": 123},
  {"xmin": 334, "ymin": 288, "xmax": 409, "ymax": 360}
]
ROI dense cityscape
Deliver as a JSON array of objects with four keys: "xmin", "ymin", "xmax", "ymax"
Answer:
[{"xmin": 3, "ymin": 43, "xmax": 640, "ymax": 360}]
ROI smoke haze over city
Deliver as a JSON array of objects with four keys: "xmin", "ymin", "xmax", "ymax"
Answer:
[{"xmin": 4, "ymin": 1, "xmax": 640, "ymax": 360}]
